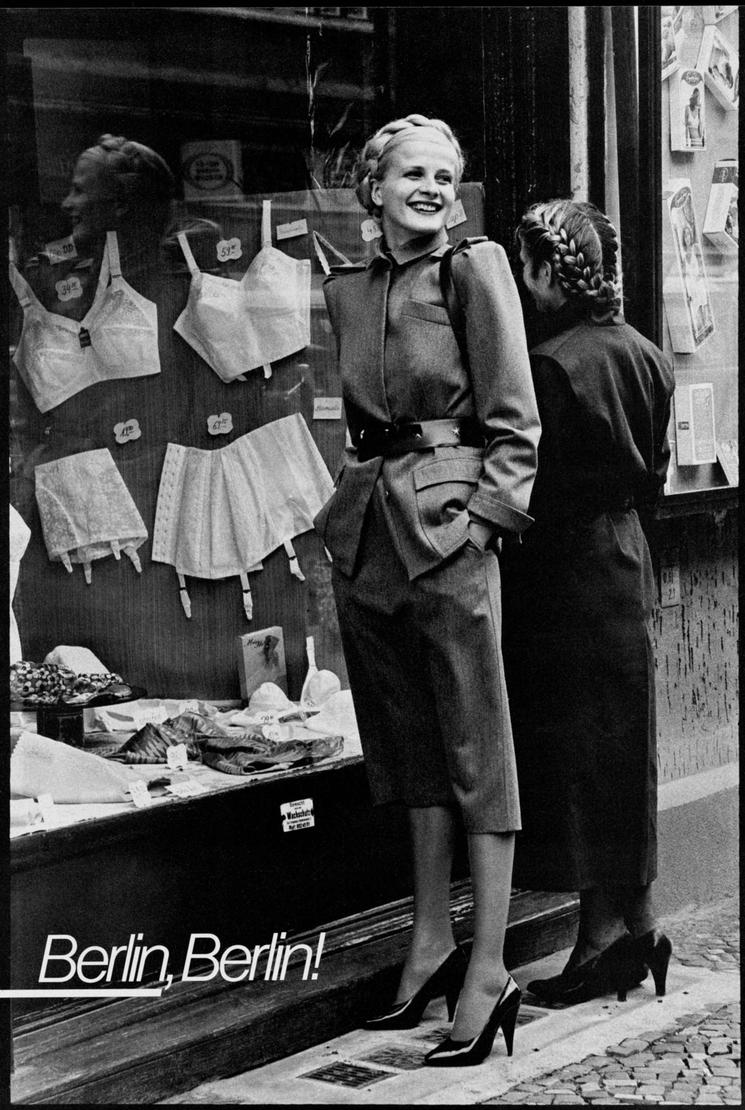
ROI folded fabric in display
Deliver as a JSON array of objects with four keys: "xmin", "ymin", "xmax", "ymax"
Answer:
[
  {"xmin": 108, "ymin": 711, "xmax": 225, "ymax": 763},
  {"xmin": 104, "ymin": 710, "xmax": 344, "ymax": 774},
  {"xmin": 151, "ymin": 413, "xmax": 334, "ymax": 618},
  {"xmin": 200, "ymin": 731, "xmax": 343, "ymax": 775},
  {"xmin": 34, "ymin": 448, "xmax": 148, "ymax": 582},
  {"xmin": 10, "ymin": 730, "xmax": 151, "ymax": 803},
  {"xmin": 44, "ymin": 645, "xmax": 110, "ymax": 674}
]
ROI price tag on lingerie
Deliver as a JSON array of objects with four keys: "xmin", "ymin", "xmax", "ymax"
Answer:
[
  {"xmin": 216, "ymin": 238, "xmax": 243, "ymax": 262},
  {"xmin": 56, "ymin": 275, "xmax": 83, "ymax": 301}
]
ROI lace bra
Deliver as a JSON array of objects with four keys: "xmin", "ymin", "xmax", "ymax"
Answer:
[{"xmin": 9, "ymin": 230, "xmax": 161, "ymax": 414}]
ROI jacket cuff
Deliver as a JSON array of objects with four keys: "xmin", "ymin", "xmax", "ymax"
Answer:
[{"xmin": 468, "ymin": 492, "xmax": 534, "ymax": 534}]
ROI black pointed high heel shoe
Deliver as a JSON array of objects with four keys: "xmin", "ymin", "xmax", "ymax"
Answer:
[
  {"xmin": 424, "ymin": 974, "xmax": 522, "ymax": 1067},
  {"xmin": 362, "ymin": 945, "xmax": 468, "ymax": 1030},
  {"xmin": 528, "ymin": 934, "xmax": 647, "ymax": 1005},
  {"xmin": 629, "ymin": 930, "xmax": 673, "ymax": 997}
]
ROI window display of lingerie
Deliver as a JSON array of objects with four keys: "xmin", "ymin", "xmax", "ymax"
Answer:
[
  {"xmin": 9, "ymin": 230, "xmax": 160, "ymax": 413},
  {"xmin": 34, "ymin": 448, "xmax": 148, "ymax": 583},
  {"xmin": 173, "ymin": 199, "xmax": 311, "ymax": 383},
  {"xmin": 151, "ymin": 413, "xmax": 334, "ymax": 619}
]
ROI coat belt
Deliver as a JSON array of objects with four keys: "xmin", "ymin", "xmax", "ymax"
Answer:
[{"xmin": 355, "ymin": 418, "xmax": 484, "ymax": 462}]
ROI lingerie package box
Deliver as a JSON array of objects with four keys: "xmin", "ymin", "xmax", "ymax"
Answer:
[
  {"xmin": 662, "ymin": 179, "xmax": 716, "ymax": 354},
  {"xmin": 697, "ymin": 24, "xmax": 739, "ymax": 110},
  {"xmin": 237, "ymin": 626, "xmax": 287, "ymax": 702},
  {"xmin": 703, "ymin": 159, "xmax": 739, "ymax": 253},
  {"xmin": 669, "ymin": 67, "xmax": 707, "ymax": 152}
]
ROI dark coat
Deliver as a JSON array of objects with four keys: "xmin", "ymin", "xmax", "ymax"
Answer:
[
  {"xmin": 314, "ymin": 232, "xmax": 541, "ymax": 579},
  {"xmin": 501, "ymin": 308, "xmax": 675, "ymax": 889}
]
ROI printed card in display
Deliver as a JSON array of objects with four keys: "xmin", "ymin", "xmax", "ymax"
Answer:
[
  {"xmin": 663, "ymin": 180, "xmax": 715, "ymax": 353},
  {"xmin": 698, "ymin": 24, "xmax": 739, "ymax": 110},
  {"xmin": 674, "ymin": 384, "xmax": 717, "ymax": 466},
  {"xmin": 703, "ymin": 159, "xmax": 739, "ymax": 253},
  {"xmin": 236, "ymin": 626, "xmax": 287, "ymax": 702},
  {"xmin": 669, "ymin": 68, "xmax": 707, "ymax": 152}
]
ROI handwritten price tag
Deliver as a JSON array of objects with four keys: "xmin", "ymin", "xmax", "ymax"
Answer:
[
  {"xmin": 216, "ymin": 238, "xmax": 243, "ymax": 262},
  {"xmin": 166, "ymin": 743, "xmax": 189, "ymax": 771},
  {"xmin": 56, "ymin": 275, "xmax": 83, "ymax": 301},
  {"xmin": 446, "ymin": 199, "xmax": 467, "ymax": 229},
  {"xmin": 114, "ymin": 419, "xmax": 142, "ymax": 444},
  {"xmin": 276, "ymin": 218, "xmax": 308, "ymax": 240},
  {"xmin": 207, "ymin": 412, "xmax": 234, "ymax": 436},
  {"xmin": 361, "ymin": 218, "xmax": 383, "ymax": 242},
  {"xmin": 129, "ymin": 780, "xmax": 153, "ymax": 809},
  {"xmin": 35, "ymin": 793, "xmax": 55, "ymax": 824},
  {"xmin": 166, "ymin": 780, "xmax": 208, "ymax": 797}
]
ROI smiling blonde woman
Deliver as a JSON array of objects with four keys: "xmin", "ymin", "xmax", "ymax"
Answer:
[{"xmin": 313, "ymin": 113, "xmax": 540, "ymax": 1066}]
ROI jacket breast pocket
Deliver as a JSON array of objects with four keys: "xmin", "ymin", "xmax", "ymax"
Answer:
[
  {"xmin": 400, "ymin": 299, "xmax": 451, "ymax": 325},
  {"xmin": 413, "ymin": 456, "xmax": 483, "ymax": 557}
]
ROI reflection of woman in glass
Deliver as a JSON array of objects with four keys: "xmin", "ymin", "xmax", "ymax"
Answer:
[{"xmin": 684, "ymin": 86, "xmax": 704, "ymax": 148}]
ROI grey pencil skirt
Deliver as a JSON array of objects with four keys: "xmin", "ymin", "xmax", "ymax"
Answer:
[{"xmin": 330, "ymin": 481, "xmax": 521, "ymax": 834}]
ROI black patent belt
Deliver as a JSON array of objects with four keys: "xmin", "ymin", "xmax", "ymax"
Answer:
[{"xmin": 355, "ymin": 418, "xmax": 484, "ymax": 462}]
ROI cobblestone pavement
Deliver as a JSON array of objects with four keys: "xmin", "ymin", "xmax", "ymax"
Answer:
[{"xmin": 483, "ymin": 898, "xmax": 740, "ymax": 1106}]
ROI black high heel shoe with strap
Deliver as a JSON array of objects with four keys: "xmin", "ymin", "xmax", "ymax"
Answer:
[
  {"xmin": 424, "ymin": 974, "xmax": 522, "ymax": 1067},
  {"xmin": 362, "ymin": 945, "xmax": 468, "ymax": 1030}
]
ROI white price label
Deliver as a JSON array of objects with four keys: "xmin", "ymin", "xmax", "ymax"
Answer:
[
  {"xmin": 313, "ymin": 397, "xmax": 343, "ymax": 421},
  {"xmin": 114, "ymin": 419, "xmax": 142, "ymax": 444},
  {"xmin": 166, "ymin": 780, "xmax": 208, "ymax": 797},
  {"xmin": 207, "ymin": 412, "xmax": 234, "ymax": 436},
  {"xmin": 45, "ymin": 235, "xmax": 78, "ymax": 264},
  {"xmin": 56, "ymin": 275, "xmax": 83, "ymax": 301},
  {"xmin": 166, "ymin": 743, "xmax": 189, "ymax": 771},
  {"xmin": 361, "ymin": 218, "xmax": 383, "ymax": 242},
  {"xmin": 276, "ymin": 218, "xmax": 308, "ymax": 240},
  {"xmin": 129, "ymin": 780, "xmax": 153, "ymax": 808},
  {"xmin": 280, "ymin": 797, "xmax": 315, "ymax": 832},
  {"xmin": 446, "ymin": 199, "xmax": 468, "ymax": 229},
  {"xmin": 35, "ymin": 793, "xmax": 55, "ymax": 824},
  {"xmin": 216, "ymin": 237, "xmax": 243, "ymax": 262}
]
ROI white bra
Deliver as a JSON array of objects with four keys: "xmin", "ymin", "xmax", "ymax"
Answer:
[
  {"xmin": 173, "ymin": 199, "xmax": 311, "ymax": 383},
  {"xmin": 9, "ymin": 231, "xmax": 161, "ymax": 414}
]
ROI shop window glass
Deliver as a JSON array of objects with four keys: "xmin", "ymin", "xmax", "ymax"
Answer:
[
  {"xmin": 659, "ymin": 5, "xmax": 739, "ymax": 493},
  {"xmin": 7, "ymin": 7, "xmax": 388, "ymax": 706}
]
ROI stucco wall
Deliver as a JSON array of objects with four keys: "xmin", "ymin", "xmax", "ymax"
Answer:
[{"xmin": 653, "ymin": 505, "xmax": 738, "ymax": 784}]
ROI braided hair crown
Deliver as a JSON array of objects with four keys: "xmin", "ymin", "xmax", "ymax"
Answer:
[
  {"xmin": 517, "ymin": 198, "xmax": 622, "ymax": 317},
  {"xmin": 354, "ymin": 114, "xmax": 464, "ymax": 216}
]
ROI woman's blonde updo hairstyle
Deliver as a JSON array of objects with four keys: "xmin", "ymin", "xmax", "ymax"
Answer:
[
  {"xmin": 516, "ymin": 198, "xmax": 622, "ymax": 318},
  {"xmin": 354, "ymin": 113, "xmax": 465, "ymax": 217}
]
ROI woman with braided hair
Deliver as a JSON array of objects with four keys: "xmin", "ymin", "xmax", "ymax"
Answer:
[
  {"xmin": 315, "ymin": 113, "xmax": 541, "ymax": 1064},
  {"xmin": 502, "ymin": 198, "xmax": 675, "ymax": 1006}
]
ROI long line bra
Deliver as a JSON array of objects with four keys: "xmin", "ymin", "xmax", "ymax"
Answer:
[
  {"xmin": 173, "ymin": 199, "xmax": 311, "ymax": 384},
  {"xmin": 9, "ymin": 231, "xmax": 161, "ymax": 414}
]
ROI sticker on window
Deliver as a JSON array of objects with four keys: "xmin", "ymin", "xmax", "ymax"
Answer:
[{"xmin": 281, "ymin": 797, "xmax": 315, "ymax": 832}]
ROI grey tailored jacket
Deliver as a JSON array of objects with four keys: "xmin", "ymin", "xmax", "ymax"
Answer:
[{"xmin": 314, "ymin": 231, "xmax": 541, "ymax": 579}]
